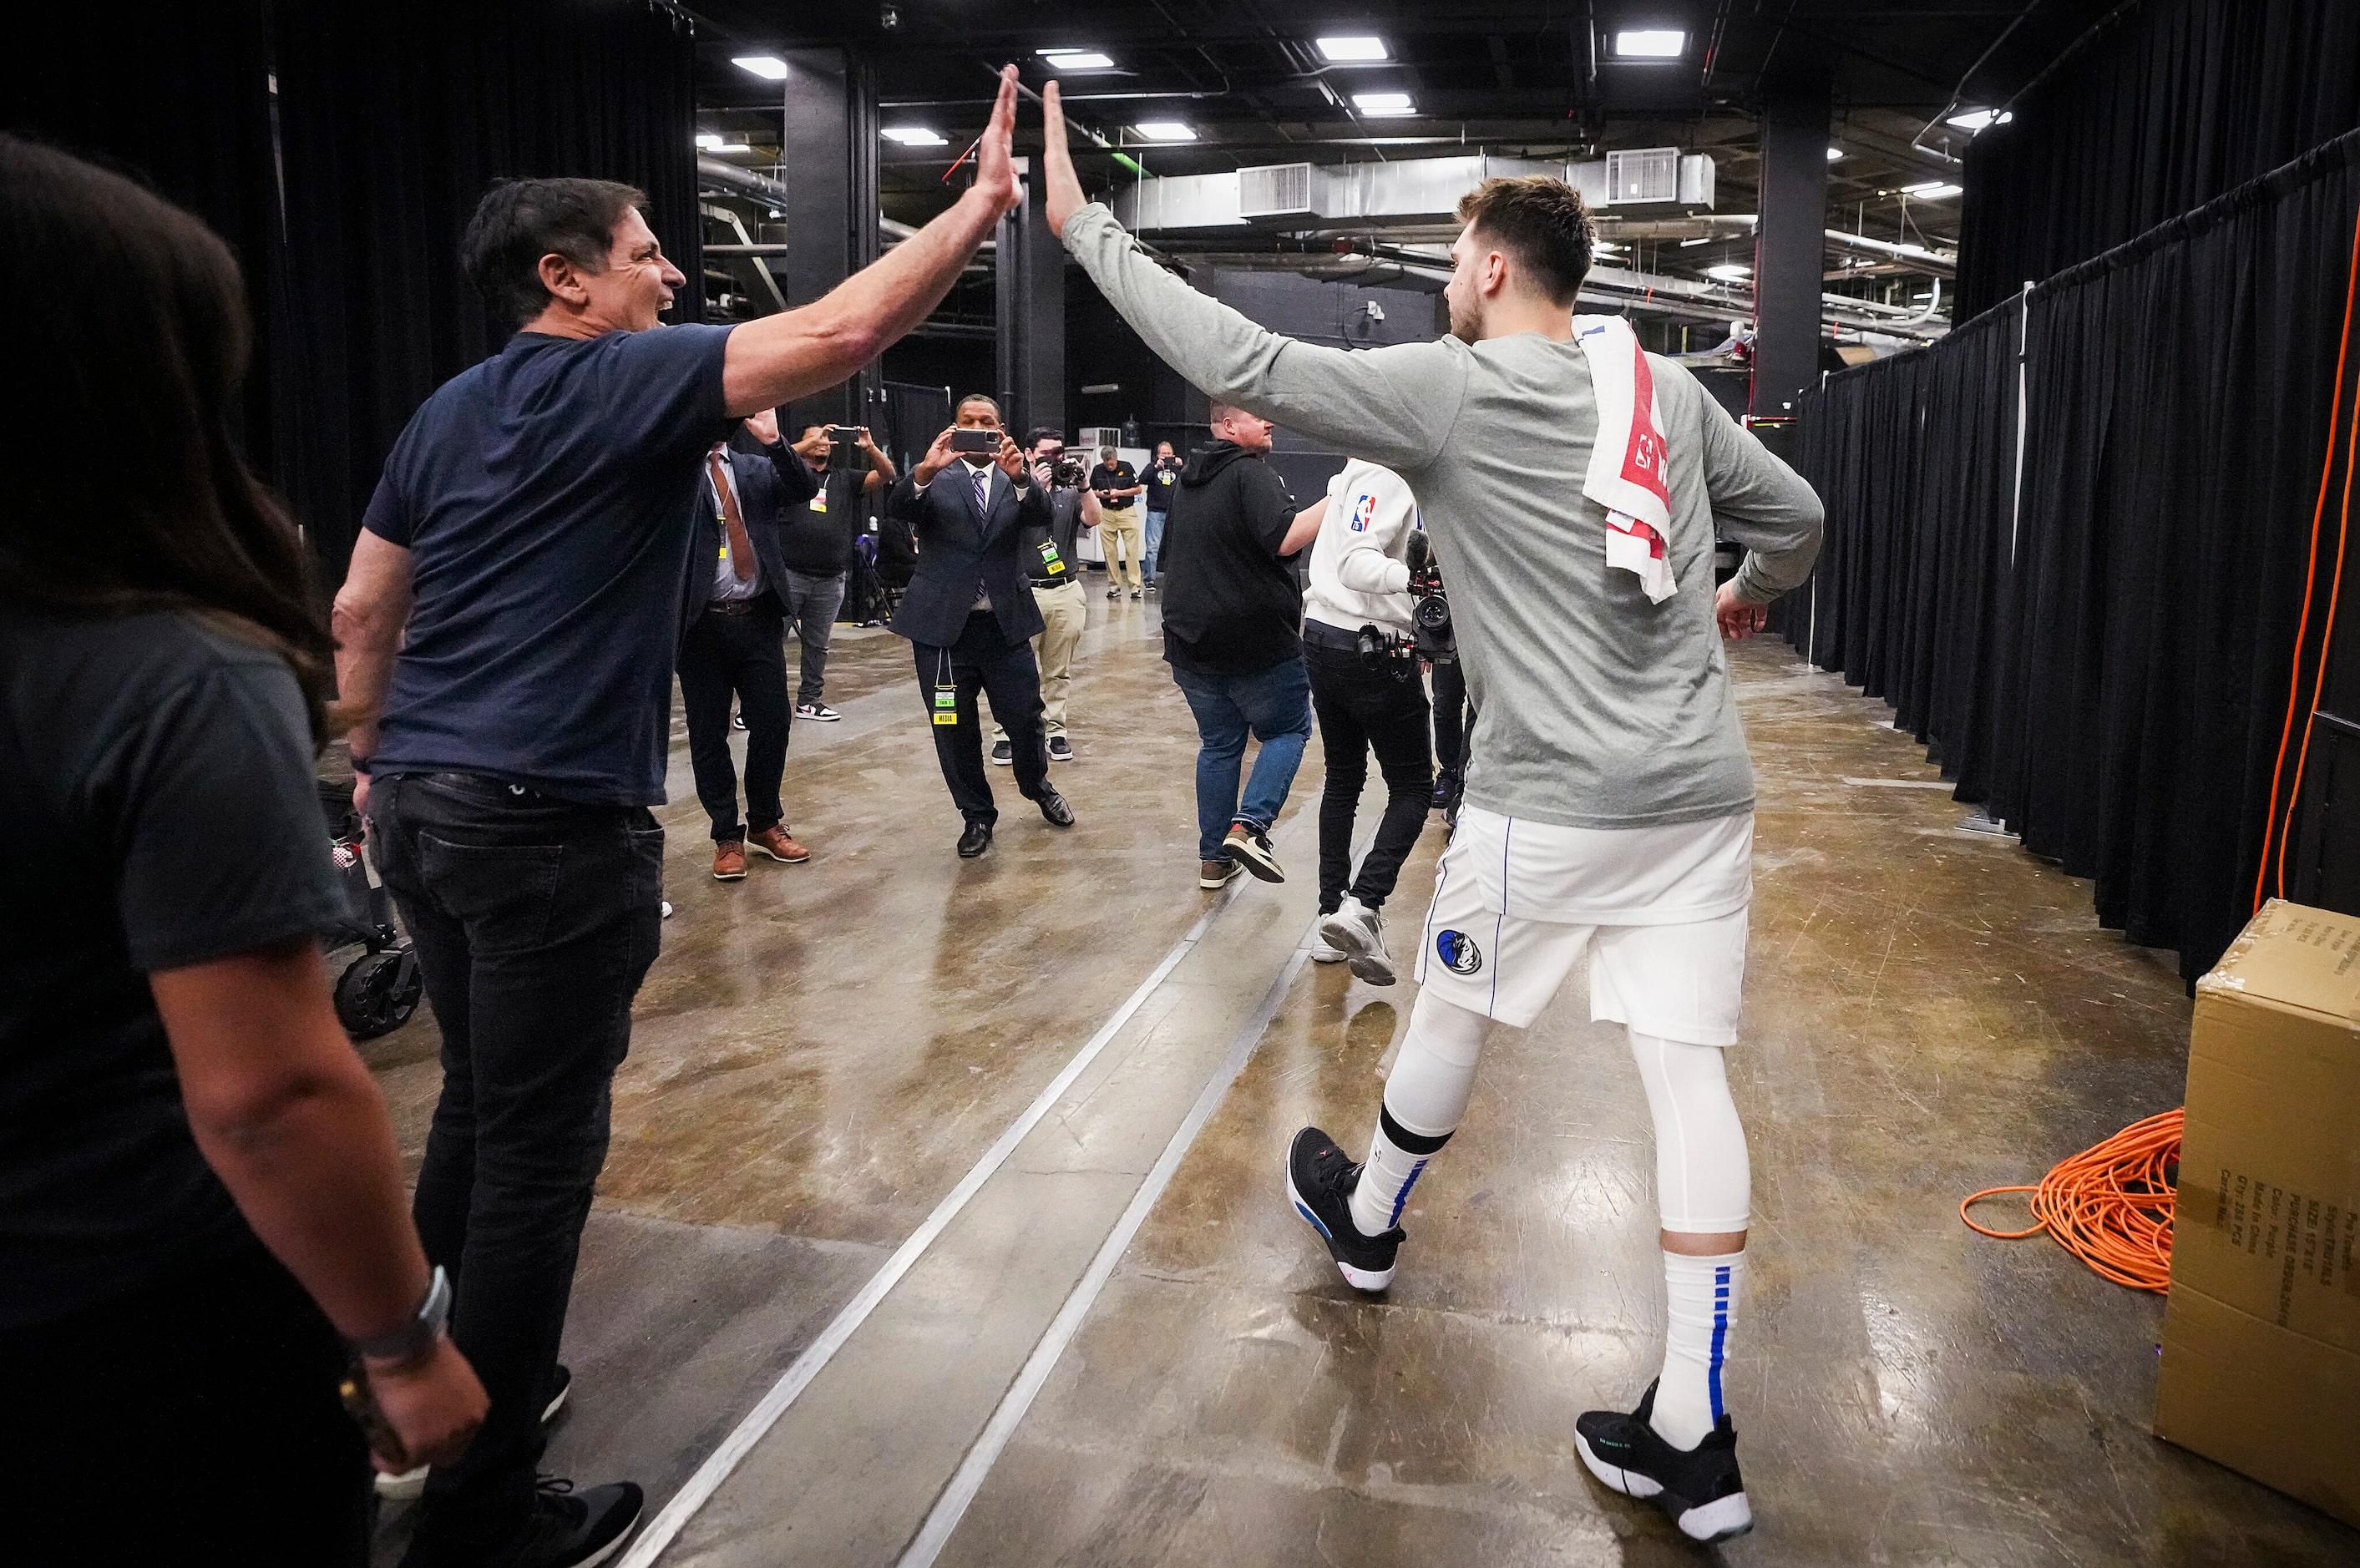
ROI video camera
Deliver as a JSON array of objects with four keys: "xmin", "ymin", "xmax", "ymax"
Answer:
[{"xmin": 1406, "ymin": 529, "xmax": 1455, "ymax": 665}]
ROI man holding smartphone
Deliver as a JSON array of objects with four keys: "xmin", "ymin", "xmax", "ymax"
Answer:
[
  {"xmin": 993, "ymin": 427, "xmax": 1099, "ymax": 765},
  {"xmin": 1089, "ymin": 444, "xmax": 1147, "ymax": 599},
  {"xmin": 885, "ymin": 395, "xmax": 1076, "ymax": 858},
  {"xmin": 782, "ymin": 422, "xmax": 897, "ymax": 721}
]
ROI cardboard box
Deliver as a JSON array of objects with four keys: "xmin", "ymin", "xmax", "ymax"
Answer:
[{"xmin": 2155, "ymin": 899, "xmax": 2360, "ymax": 1526}]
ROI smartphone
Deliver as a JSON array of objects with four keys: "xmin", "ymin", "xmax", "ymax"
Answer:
[
  {"xmin": 829, "ymin": 426, "xmax": 863, "ymax": 448},
  {"xmin": 950, "ymin": 428, "xmax": 998, "ymax": 456}
]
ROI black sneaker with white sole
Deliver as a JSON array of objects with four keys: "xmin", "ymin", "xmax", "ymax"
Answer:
[
  {"xmin": 990, "ymin": 739, "xmax": 1013, "ymax": 766},
  {"xmin": 1284, "ymin": 1128, "xmax": 1401, "ymax": 1291},
  {"xmin": 795, "ymin": 701, "xmax": 842, "ymax": 721},
  {"xmin": 493, "ymin": 1477, "xmax": 644, "ymax": 1568},
  {"xmin": 1047, "ymin": 735, "xmax": 1074, "ymax": 762},
  {"xmin": 1223, "ymin": 822, "xmax": 1284, "ymax": 882},
  {"xmin": 1573, "ymin": 1379, "xmax": 1753, "ymax": 1544}
]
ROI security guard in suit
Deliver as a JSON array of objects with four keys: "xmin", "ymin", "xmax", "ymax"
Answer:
[{"xmin": 885, "ymin": 393, "xmax": 1077, "ymax": 857}]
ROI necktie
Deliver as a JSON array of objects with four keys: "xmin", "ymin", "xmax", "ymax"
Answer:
[
  {"xmin": 971, "ymin": 464, "xmax": 991, "ymax": 515},
  {"xmin": 710, "ymin": 449, "xmax": 754, "ymax": 581}
]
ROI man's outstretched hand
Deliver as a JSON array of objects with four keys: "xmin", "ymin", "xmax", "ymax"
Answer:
[
  {"xmin": 1041, "ymin": 81, "xmax": 1087, "ymax": 235},
  {"xmin": 970, "ymin": 66, "xmax": 1024, "ymax": 222}
]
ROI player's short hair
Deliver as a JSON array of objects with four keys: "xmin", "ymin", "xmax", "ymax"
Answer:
[
  {"xmin": 1208, "ymin": 399, "xmax": 1247, "ymax": 427},
  {"xmin": 1455, "ymin": 175, "xmax": 1596, "ymax": 307}
]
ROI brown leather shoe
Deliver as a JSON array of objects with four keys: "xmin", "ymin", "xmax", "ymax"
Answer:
[
  {"xmin": 713, "ymin": 839, "xmax": 748, "ymax": 880},
  {"xmin": 747, "ymin": 823, "xmax": 811, "ymax": 863}
]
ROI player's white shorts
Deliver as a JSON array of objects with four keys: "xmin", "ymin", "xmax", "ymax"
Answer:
[{"xmin": 1412, "ymin": 806, "xmax": 1752, "ymax": 1044}]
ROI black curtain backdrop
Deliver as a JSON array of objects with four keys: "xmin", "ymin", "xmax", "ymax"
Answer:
[
  {"xmin": 1956, "ymin": 0, "xmax": 2360, "ymax": 319},
  {"xmin": 1791, "ymin": 129, "xmax": 2360, "ymax": 982},
  {"xmin": 6, "ymin": 3, "xmax": 287, "ymax": 476},
  {"xmin": 271, "ymin": 0, "xmax": 700, "ymax": 587}
]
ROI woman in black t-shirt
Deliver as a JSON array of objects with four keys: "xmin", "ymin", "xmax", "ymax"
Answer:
[{"xmin": 0, "ymin": 138, "xmax": 484, "ymax": 1560}]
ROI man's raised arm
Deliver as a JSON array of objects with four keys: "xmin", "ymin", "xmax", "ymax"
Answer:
[
  {"xmin": 722, "ymin": 68, "xmax": 1024, "ymax": 417},
  {"xmin": 1036, "ymin": 83, "xmax": 1461, "ymax": 473}
]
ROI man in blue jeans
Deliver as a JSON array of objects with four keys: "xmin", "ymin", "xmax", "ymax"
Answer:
[
  {"xmin": 1142, "ymin": 439, "xmax": 1181, "ymax": 594},
  {"xmin": 1157, "ymin": 402, "xmax": 1326, "ymax": 887}
]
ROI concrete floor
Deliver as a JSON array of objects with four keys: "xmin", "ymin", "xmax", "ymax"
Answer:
[{"xmin": 359, "ymin": 584, "xmax": 2360, "ymax": 1566}]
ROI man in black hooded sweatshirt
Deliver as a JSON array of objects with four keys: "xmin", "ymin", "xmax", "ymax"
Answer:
[{"xmin": 1158, "ymin": 401, "xmax": 1326, "ymax": 888}]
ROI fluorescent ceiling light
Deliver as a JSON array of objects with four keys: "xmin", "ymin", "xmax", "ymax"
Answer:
[
  {"xmin": 1038, "ymin": 48, "xmax": 1115, "ymax": 70},
  {"xmin": 732, "ymin": 55, "xmax": 789, "ymax": 81},
  {"xmin": 1611, "ymin": 29, "xmax": 1687, "ymax": 58},
  {"xmin": 1901, "ymin": 182, "xmax": 1963, "ymax": 199},
  {"xmin": 1826, "ymin": 146, "xmax": 1844, "ymax": 161},
  {"xmin": 708, "ymin": 141, "xmax": 752, "ymax": 154},
  {"xmin": 1594, "ymin": 241, "xmax": 1622, "ymax": 253},
  {"xmin": 1947, "ymin": 108, "xmax": 2013, "ymax": 131},
  {"xmin": 696, "ymin": 133, "xmax": 723, "ymax": 149},
  {"xmin": 1705, "ymin": 264, "xmax": 1751, "ymax": 281},
  {"xmin": 882, "ymin": 126, "xmax": 949, "ymax": 146},
  {"xmin": 1914, "ymin": 291, "xmax": 1935, "ymax": 300},
  {"xmin": 1133, "ymin": 122, "xmax": 1197, "ymax": 142},
  {"xmin": 1353, "ymin": 92, "xmax": 1415, "ymax": 116},
  {"xmin": 1680, "ymin": 235, "xmax": 1710, "ymax": 246},
  {"xmin": 1316, "ymin": 36, "xmax": 1389, "ymax": 63}
]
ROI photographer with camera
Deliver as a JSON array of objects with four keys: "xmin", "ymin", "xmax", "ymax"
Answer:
[
  {"xmin": 1088, "ymin": 444, "xmax": 1147, "ymax": 599},
  {"xmin": 1300, "ymin": 460, "xmax": 1436, "ymax": 985},
  {"xmin": 781, "ymin": 422, "xmax": 897, "ymax": 721},
  {"xmin": 991, "ymin": 428, "xmax": 1099, "ymax": 765}
]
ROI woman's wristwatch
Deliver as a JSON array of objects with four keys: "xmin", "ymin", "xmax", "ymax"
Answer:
[{"xmin": 350, "ymin": 1265, "xmax": 450, "ymax": 1365}]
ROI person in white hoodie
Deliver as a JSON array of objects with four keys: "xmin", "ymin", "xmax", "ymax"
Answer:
[{"xmin": 1301, "ymin": 459, "xmax": 1433, "ymax": 985}]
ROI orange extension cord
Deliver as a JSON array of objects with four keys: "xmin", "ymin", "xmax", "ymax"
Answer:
[{"xmin": 1960, "ymin": 1108, "xmax": 2183, "ymax": 1294}]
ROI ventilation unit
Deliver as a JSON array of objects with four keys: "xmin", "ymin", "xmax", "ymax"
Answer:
[
  {"xmin": 1238, "ymin": 162, "xmax": 1321, "ymax": 219},
  {"xmin": 1604, "ymin": 148, "xmax": 1680, "ymax": 205}
]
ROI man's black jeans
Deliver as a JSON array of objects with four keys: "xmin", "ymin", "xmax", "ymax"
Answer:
[
  {"xmin": 367, "ymin": 771, "xmax": 663, "ymax": 1556},
  {"xmin": 911, "ymin": 609, "xmax": 1050, "ymax": 825},
  {"xmin": 677, "ymin": 599, "xmax": 791, "ymax": 842},
  {"xmin": 1305, "ymin": 639, "xmax": 1434, "ymax": 915}
]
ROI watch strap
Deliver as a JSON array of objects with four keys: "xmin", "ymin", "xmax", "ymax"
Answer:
[{"xmin": 351, "ymin": 1264, "xmax": 449, "ymax": 1363}]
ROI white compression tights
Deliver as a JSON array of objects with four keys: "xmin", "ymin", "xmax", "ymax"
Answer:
[{"xmin": 1346, "ymin": 1001, "xmax": 1753, "ymax": 1449}]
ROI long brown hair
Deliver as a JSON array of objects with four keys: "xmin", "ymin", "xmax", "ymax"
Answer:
[{"xmin": 0, "ymin": 134, "xmax": 333, "ymax": 744}]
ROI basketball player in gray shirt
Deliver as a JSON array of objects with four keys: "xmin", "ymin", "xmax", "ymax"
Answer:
[{"xmin": 1039, "ymin": 86, "xmax": 1822, "ymax": 1544}]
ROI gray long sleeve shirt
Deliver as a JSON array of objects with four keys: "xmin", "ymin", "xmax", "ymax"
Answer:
[{"xmin": 1062, "ymin": 204, "xmax": 1825, "ymax": 830}]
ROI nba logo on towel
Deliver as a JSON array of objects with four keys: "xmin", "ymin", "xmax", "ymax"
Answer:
[
  {"xmin": 1350, "ymin": 493, "xmax": 1376, "ymax": 532},
  {"xmin": 1436, "ymin": 929, "xmax": 1482, "ymax": 975}
]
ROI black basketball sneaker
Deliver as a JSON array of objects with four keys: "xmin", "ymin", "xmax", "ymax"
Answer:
[
  {"xmin": 1573, "ymin": 1379, "xmax": 1753, "ymax": 1542},
  {"xmin": 1285, "ymin": 1127, "xmax": 1402, "ymax": 1291}
]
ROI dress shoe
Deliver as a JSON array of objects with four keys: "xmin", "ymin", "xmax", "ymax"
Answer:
[
  {"xmin": 747, "ymin": 823, "xmax": 810, "ymax": 863},
  {"xmin": 712, "ymin": 839, "xmax": 747, "ymax": 880},
  {"xmin": 957, "ymin": 821, "xmax": 994, "ymax": 858},
  {"xmin": 1037, "ymin": 788, "xmax": 1076, "ymax": 828}
]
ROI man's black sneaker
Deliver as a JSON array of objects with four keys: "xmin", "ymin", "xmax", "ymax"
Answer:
[
  {"xmin": 990, "ymin": 740, "xmax": 1014, "ymax": 766},
  {"xmin": 1284, "ymin": 1127, "xmax": 1401, "ymax": 1291},
  {"xmin": 1107, "ymin": 585, "xmax": 1122, "ymax": 599},
  {"xmin": 1047, "ymin": 735, "xmax": 1075, "ymax": 762},
  {"xmin": 731, "ymin": 712, "xmax": 747, "ymax": 731},
  {"xmin": 1431, "ymin": 771, "xmax": 1457, "ymax": 810},
  {"xmin": 542, "ymin": 1363, "xmax": 572, "ymax": 1424},
  {"xmin": 492, "ymin": 1478, "xmax": 643, "ymax": 1568},
  {"xmin": 795, "ymin": 701, "xmax": 842, "ymax": 722},
  {"xmin": 1573, "ymin": 1380, "xmax": 1753, "ymax": 1543},
  {"xmin": 1223, "ymin": 822, "xmax": 1284, "ymax": 883}
]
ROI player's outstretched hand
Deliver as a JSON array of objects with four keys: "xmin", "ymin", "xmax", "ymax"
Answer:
[
  {"xmin": 970, "ymin": 67, "xmax": 1023, "ymax": 221},
  {"xmin": 1714, "ymin": 581, "xmax": 1769, "ymax": 640},
  {"xmin": 1041, "ymin": 81, "xmax": 1086, "ymax": 235}
]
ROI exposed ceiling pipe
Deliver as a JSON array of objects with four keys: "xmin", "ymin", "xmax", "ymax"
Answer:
[{"xmin": 697, "ymin": 156, "xmax": 789, "ymax": 210}]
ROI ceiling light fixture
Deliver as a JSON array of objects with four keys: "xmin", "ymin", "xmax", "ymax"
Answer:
[
  {"xmin": 1038, "ymin": 48, "xmax": 1116, "ymax": 70},
  {"xmin": 1826, "ymin": 146, "xmax": 1844, "ymax": 161},
  {"xmin": 1133, "ymin": 122, "xmax": 1197, "ymax": 142},
  {"xmin": 1316, "ymin": 36, "xmax": 1389, "ymax": 63},
  {"xmin": 882, "ymin": 126, "xmax": 949, "ymax": 147},
  {"xmin": 1946, "ymin": 109, "xmax": 2013, "ymax": 131},
  {"xmin": 732, "ymin": 55, "xmax": 789, "ymax": 81},
  {"xmin": 1352, "ymin": 92, "xmax": 1415, "ymax": 116},
  {"xmin": 1680, "ymin": 235, "xmax": 1710, "ymax": 246},
  {"xmin": 1901, "ymin": 181, "xmax": 1963, "ymax": 199},
  {"xmin": 1610, "ymin": 29, "xmax": 1687, "ymax": 59},
  {"xmin": 1705, "ymin": 263, "xmax": 1751, "ymax": 281},
  {"xmin": 695, "ymin": 133, "xmax": 723, "ymax": 149}
]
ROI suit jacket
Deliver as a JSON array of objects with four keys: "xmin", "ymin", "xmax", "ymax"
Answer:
[
  {"xmin": 885, "ymin": 460, "xmax": 1050, "ymax": 647},
  {"xmin": 676, "ymin": 439, "xmax": 820, "ymax": 646}
]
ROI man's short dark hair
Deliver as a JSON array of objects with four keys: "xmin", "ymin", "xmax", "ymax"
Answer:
[
  {"xmin": 1025, "ymin": 425, "xmax": 1063, "ymax": 450},
  {"xmin": 1456, "ymin": 175, "xmax": 1595, "ymax": 307},
  {"xmin": 461, "ymin": 177, "xmax": 648, "ymax": 326},
  {"xmin": 955, "ymin": 392, "xmax": 1001, "ymax": 420}
]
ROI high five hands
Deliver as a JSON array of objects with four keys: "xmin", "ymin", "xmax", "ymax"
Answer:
[
  {"xmin": 1040, "ymin": 81, "xmax": 1087, "ymax": 235},
  {"xmin": 967, "ymin": 67, "xmax": 1024, "ymax": 224}
]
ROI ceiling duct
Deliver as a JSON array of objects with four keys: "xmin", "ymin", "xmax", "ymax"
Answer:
[
  {"xmin": 1117, "ymin": 154, "xmax": 1681, "ymax": 232},
  {"xmin": 1603, "ymin": 148, "xmax": 1715, "ymax": 207},
  {"xmin": 1238, "ymin": 163, "xmax": 1329, "ymax": 220}
]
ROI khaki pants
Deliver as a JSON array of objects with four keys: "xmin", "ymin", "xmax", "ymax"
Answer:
[
  {"xmin": 995, "ymin": 578, "xmax": 1088, "ymax": 738},
  {"xmin": 1100, "ymin": 508, "xmax": 1145, "ymax": 593}
]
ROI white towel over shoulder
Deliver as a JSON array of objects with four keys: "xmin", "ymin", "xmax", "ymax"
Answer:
[{"xmin": 1572, "ymin": 314, "xmax": 1677, "ymax": 604}]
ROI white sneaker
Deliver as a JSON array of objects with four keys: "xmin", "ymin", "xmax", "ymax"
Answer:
[
  {"xmin": 1317, "ymin": 896, "xmax": 1395, "ymax": 985},
  {"xmin": 1310, "ymin": 940, "xmax": 1348, "ymax": 964}
]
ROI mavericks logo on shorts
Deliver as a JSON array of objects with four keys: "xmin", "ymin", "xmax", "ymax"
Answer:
[{"xmin": 1435, "ymin": 928, "xmax": 1482, "ymax": 975}]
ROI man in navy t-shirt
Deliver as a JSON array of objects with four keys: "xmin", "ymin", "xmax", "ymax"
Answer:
[{"xmin": 331, "ymin": 69, "xmax": 1028, "ymax": 1568}]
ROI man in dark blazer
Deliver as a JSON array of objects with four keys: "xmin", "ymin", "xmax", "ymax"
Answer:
[
  {"xmin": 677, "ymin": 407, "xmax": 819, "ymax": 881},
  {"xmin": 888, "ymin": 393, "xmax": 1076, "ymax": 858}
]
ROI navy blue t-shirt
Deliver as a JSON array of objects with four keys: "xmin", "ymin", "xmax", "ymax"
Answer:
[{"xmin": 362, "ymin": 323, "xmax": 736, "ymax": 804}]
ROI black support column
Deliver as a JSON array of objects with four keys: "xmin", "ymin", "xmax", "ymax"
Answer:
[
  {"xmin": 778, "ymin": 47, "xmax": 879, "ymax": 432},
  {"xmin": 1752, "ymin": 66, "xmax": 1832, "ymax": 419},
  {"xmin": 995, "ymin": 158, "xmax": 1066, "ymax": 438}
]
